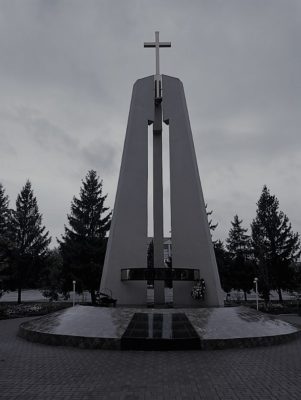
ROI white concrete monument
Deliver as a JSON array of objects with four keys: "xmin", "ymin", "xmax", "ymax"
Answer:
[{"xmin": 100, "ymin": 32, "xmax": 224, "ymax": 307}]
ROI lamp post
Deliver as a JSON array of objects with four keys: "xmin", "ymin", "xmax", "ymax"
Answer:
[
  {"xmin": 253, "ymin": 277, "xmax": 258, "ymax": 311},
  {"xmin": 72, "ymin": 280, "xmax": 76, "ymax": 307}
]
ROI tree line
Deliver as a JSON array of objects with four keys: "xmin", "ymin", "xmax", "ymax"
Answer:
[
  {"xmin": 1, "ymin": 173, "xmax": 300, "ymax": 305},
  {"xmin": 214, "ymin": 186, "xmax": 301, "ymax": 304},
  {"xmin": 0, "ymin": 170, "xmax": 111, "ymax": 304}
]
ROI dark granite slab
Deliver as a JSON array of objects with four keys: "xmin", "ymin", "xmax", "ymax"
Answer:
[
  {"xmin": 18, "ymin": 305, "xmax": 301, "ymax": 350},
  {"xmin": 121, "ymin": 313, "xmax": 200, "ymax": 350}
]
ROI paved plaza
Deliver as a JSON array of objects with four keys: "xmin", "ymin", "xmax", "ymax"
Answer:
[{"xmin": 1, "ymin": 317, "xmax": 301, "ymax": 399}]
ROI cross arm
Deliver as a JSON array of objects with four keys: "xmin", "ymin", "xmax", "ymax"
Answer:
[{"xmin": 144, "ymin": 42, "xmax": 171, "ymax": 48}]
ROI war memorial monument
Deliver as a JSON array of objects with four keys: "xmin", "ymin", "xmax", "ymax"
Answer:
[
  {"xmin": 18, "ymin": 33, "xmax": 301, "ymax": 350},
  {"xmin": 100, "ymin": 31, "xmax": 223, "ymax": 308}
]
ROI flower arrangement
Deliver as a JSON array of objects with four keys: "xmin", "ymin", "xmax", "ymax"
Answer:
[{"xmin": 191, "ymin": 279, "xmax": 206, "ymax": 300}]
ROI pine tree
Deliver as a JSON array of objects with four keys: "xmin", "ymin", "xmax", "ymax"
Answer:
[
  {"xmin": 214, "ymin": 240, "xmax": 232, "ymax": 294},
  {"xmin": 0, "ymin": 183, "xmax": 10, "ymax": 236},
  {"xmin": 251, "ymin": 186, "xmax": 300, "ymax": 303},
  {"xmin": 39, "ymin": 248, "xmax": 64, "ymax": 301},
  {"xmin": 8, "ymin": 180, "xmax": 51, "ymax": 303},
  {"xmin": 59, "ymin": 170, "xmax": 111, "ymax": 304},
  {"xmin": 227, "ymin": 215, "xmax": 250, "ymax": 258},
  {"xmin": 226, "ymin": 215, "xmax": 254, "ymax": 301},
  {"xmin": 147, "ymin": 240, "xmax": 154, "ymax": 269},
  {"xmin": 0, "ymin": 183, "xmax": 10, "ymax": 259},
  {"xmin": 147, "ymin": 240, "xmax": 154, "ymax": 286},
  {"xmin": 0, "ymin": 184, "xmax": 11, "ymax": 295}
]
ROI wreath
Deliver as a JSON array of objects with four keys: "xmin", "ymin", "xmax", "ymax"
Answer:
[{"xmin": 191, "ymin": 279, "xmax": 206, "ymax": 300}]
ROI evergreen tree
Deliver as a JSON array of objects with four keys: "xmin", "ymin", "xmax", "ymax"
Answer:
[
  {"xmin": 147, "ymin": 240, "xmax": 154, "ymax": 269},
  {"xmin": 214, "ymin": 240, "xmax": 232, "ymax": 294},
  {"xmin": 0, "ymin": 183, "xmax": 10, "ymax": 236},
  {"xmin": 8, "ymin": 180, "xmax": 51, "ymax": 303},
  {"xmin": 226, "ymin": 215, "xmax": 254, "ymax": 301},
  {"xmin": 0, "ymin": 184, "xmax": 11, "ymax": 295},
  {"xmin": 0, "ymin": 183, "xmax": 10, "ymax": 260},
  {"xmin": 251, "ymin": 186, "xmax": 300, "ymax": 303},
  {"xmin": 146, "ymin": 240, "xmax": 154, "ymax": 286},
  {"xmin": 227, "ymin": 215, "xmax": 250, "ymax": 258},
  {"xmin": 59, "ymin": 170, "xmax": 111, "ymax": 304},
  {"xmin": 39, "ymin": 248, "xmax": 64, "ymax": 301}
]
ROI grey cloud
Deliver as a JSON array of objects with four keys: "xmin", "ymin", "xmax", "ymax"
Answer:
[
  {"xmin": 32, "ymin": 119, "xmax": 78, "ymax": 154},
  {"xmin": 0, "ymin": 106, "xmax": 78, "ymax": 155},
  {"xmin": 81, "ymin": 139, "xmax": 119, "ymax": 175},
  {"xmin": 0, "ymin": 133, "xmax": 17, "ymax": 156},
  {"xmin": 1, "ymin": 0, "xmax": 301, "ymax": 245}
]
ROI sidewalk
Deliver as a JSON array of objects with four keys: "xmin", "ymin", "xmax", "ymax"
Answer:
[{"xmin": 1, "ymin": 316, "xmax": 301, "ymax": 399}]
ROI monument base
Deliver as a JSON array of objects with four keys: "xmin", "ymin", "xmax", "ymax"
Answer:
[{"xmin": 18, "ymin": 305, "xmax": 301, "ymax": 351}]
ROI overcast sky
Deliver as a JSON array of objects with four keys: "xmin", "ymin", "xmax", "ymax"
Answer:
[{"xmin": 1, "ymin": 0, "xmax": 301, "ymax": 247}]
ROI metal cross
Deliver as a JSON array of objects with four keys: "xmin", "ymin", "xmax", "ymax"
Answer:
[{"xmin": 144, "ymin": 31, "xmax": 171, "ymax": 76}]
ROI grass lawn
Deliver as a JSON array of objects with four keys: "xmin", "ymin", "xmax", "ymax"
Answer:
[{"xmin": 0, "ymin": 302, "xmax": 72, "ymax": 320}]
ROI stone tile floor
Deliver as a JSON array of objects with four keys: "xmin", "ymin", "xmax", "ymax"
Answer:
[{"xmin": 1, "ymin": 317, "xmax": 301, "ymax": 399}]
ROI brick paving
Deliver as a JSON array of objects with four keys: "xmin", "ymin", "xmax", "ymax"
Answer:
[{"xmin": 1, "ymin": 317, "xmax": 301, "ymax": 399}]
